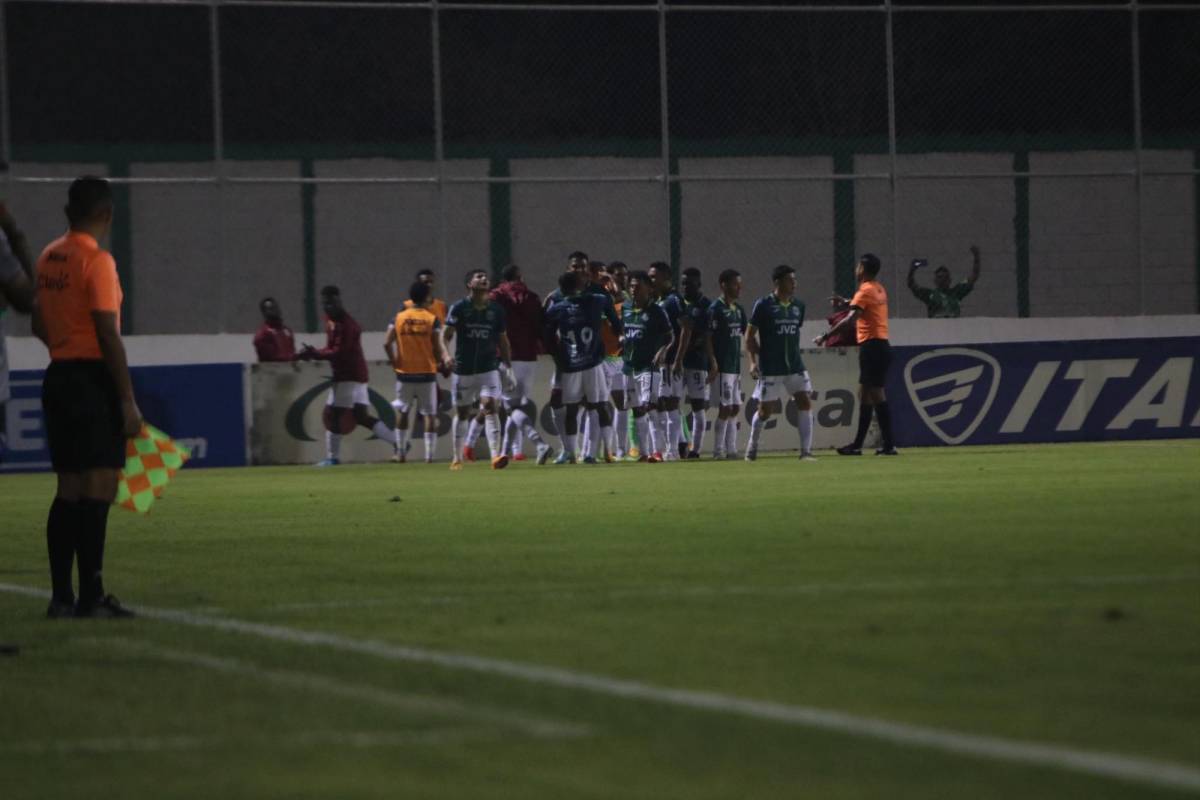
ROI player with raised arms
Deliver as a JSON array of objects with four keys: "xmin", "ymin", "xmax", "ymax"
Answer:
[
  {"xmin": 620, "ymin": 270, "xmax": 674, "ymax": 462},
  {"xmin": 707, "ymin": 269, "xmax": 748, "ymax": 459}
]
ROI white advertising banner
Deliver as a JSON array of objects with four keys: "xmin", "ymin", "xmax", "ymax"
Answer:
[{"xmin": 250, "ymin": 349, "xmax": 868, "ymax": 465}]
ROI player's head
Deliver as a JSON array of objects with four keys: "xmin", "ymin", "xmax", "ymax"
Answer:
[
  {"xmin": 65, "ymin": 176, "xmax": 114, "ymax": 235},
  {"xmin": 771, "ymin": 264, "xmax": 797, "ymax": 299},
  {"xmin": 935, "ymin": 265, "xmax": 951, "ymax": 290},
  {"xmin": 608, "ymin": 261, "xmax": 628, "ymax": 290},
  {"xmin": 558, "ymin": 270, "xmax": 581, "ymax": 297},
  {"xmin": 416, "ymin": 268, "xmax": 435, "ymax": 289},
  {"xmin": 628, "ymin": 270, "xmax": 653, "ymax": 306},
  {"xmin": 648, "ymin": 262, "xmax": 672, "ymax": 294},
  {"xmin": 320, "ymin": 285, "xmax": 344, "ymax": 318},
  {"xmin": 464, "ymin": 268, "xmax": 490, "ymax": 293},
  {"xmin": 588, "ymin": 260, "xmax": 606, "ymax": 282},
  {"xmin": 500, "ymin": 264, "xmax": 522, "ymax": 283},
  {"xmin": 409, "ymin": 280, "xmax": 432, "ymax": 307},
  {"xmin": 599, "ymin": 272, "xmax": 621, "ymax": 301},
  {"xmin": 856, "ymin": 253, "xmax": 882, "ymax": 282},
  {"xmin": 681, "ymin": 267, "xmax": 702, "ymax": 301},
  {"xmin": 259, "ymin": 296, "xmax": 282, "ymax": 323},
  {"xmin": 567, "ymin": 251, "xmax": 590, "ymax": 277},
  {"xmin": 718, "ymin": 269, "xmax": 742, "ymax": 300}
]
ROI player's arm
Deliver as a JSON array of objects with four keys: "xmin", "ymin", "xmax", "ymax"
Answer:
[
  {"xmin": 93, "ymin": 310, "xmax": 142, "ymax": 437},
  {"xmin": 906, "ymin": 260, "xmax": 924, "ymax": 294},
  {"xmin": 704, "ymin": 329, "xmax": 718, "ymax": 384},
  {"xmin": 967, "ymin": 244, "xmax": 981, "ymax": 285},
  {"xmin": 0, "ymin": 204, "xmax": 35, "ymax": 280},
  {"xmin": 0, "ymin": 229, "xmax": 33, "ymax": 313},
  {"xmin": 652, "ymin": 310, "xmax": 674, "ymax": 368},
  {"xmin": 383, "ymin": 323, "xmax": 398, "ymax": 365},
  {"xmin": 745, "ymin": 324, "xmax": 761, "ymax": 379},
  {"xmin": 815, "ymin": 308, "xmax": 860, "ymax": 346},
  {"xmin": 441, "ymin": 322, "xmax": 456, "ymax": 370},
  {"xmin": 431, "ymin": 321, "xmax": 451, "ymax": 370},
  {"xmin": 603, "ymin": 295, "xmax": 622, "ymax": 337}
]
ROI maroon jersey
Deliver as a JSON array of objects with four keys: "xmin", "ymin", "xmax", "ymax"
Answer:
[
  {"xmin": 490, "ymin": 280, "xmax": 543, "ymax": 361},
  {"xmin": 253, "ymin": 321, "xmax": 296, "ymax": 362},
  {"xmin": 313, "ymin": 313, "xmax": 369, "ymax": 383},
  {"xmin": 824, "ymin": 308, "xmax": 857, "ymax": 348}
]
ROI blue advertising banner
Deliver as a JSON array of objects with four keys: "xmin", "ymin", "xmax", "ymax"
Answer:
[
  {"xmin": 887, "ymin": 337, "xmax": 1200, "ymax": 447},
  {"xmin": 1, "ymin": 363, "xmax": 246, "ymax": 472}
]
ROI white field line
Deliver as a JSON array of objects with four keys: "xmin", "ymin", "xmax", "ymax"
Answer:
[
  {"xmin": 3, "ymin": 581, "xmax": 1199, "ymax": 793},
  {"xmin": 84, "ymin": 636, "xmax": 587, "ymax": 740}
]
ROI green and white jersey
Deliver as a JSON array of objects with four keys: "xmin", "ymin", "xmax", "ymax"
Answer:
[
  {"xmin": 912, "ymin": 282, "xmax": 973, "ymax": 319},
  {"xmin": 749, "ymin": 293, "xmax": 806, "ymax": 377},
  {"xmin": 446, "ymin": 298, "xmax": 506, "ymax": 376},
  {"xmin": 621, "ymin": 302, "xmax": 672, "ymax": 375},
  {"xmin": 707, "ymin": 296, "xmax": 747, "ymax": 375}
]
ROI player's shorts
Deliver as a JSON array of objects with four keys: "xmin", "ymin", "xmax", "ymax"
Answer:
[
  {"xmin": 717, "ymin": 373, "xmax": 743, "ymax": 407},
  {"xmin": 41, "ymin": 360, "xmax": 125, "ymax": 472},
  {"xmin": 753, "ymin": 371, "xmax": 813, "ymax": 405},
  {"xmin": 504, "ymin": 360, "xmax": 537, "ymax": 404},
  {"xmin": 603, "ymin": 359, "xmax": 626, "ymax": 393},
  {"xmin": 327, "ymin": 381, "xmax": 369, "ymax": 408},
  {"xmin": 684, "ymin": 369, "xmax": 710, "ymax": 402},
  {"xmin": 658, "ymin": 368, "xmax": 684, "ymax": 399},
  {"xmin": 452, "ymin": 370, "xmax": 501, "ymax": 407},
  {"xmin": 629, "ymin": 369, "xmax": 662, "ymax": 408},
  {"xmin": 859, "ymin": 338, "xmax": 892, "ymax": 388},
  {"xmin": 393, "ymin": 376, "xmax": 438, "ymax": 416},
  {"xmin": 561, "ymin": 364, "xmax": 609, "ymax": 405}
]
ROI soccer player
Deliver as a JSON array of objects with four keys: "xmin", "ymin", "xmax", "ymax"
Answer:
[
  {"xmin": 671, "ymin": 267, "xmax": 716, "ymax": 459},
  {"xmin": 32, "ymin": 177, "xmax": 139, "ymax": 618},
  {"xmin": 384, "ymin": 281, "xmax": 451, "ymax": 463},
  {"xmin": 608, "ymin": 261, "xmax": 629, "ymax": 302},
  {"xmin": 599, "ymin": 272, "xmax": 629, "ymax": 460},
  {"xmin": 707, "ymin": 269, "xmax": 748, "ymax": 460},
  {"xmin": 816, "ymin": 253, "xmax": 897, "ymax": 455},
  {"xmin": 542, "ymin": 251, "xmax": 598, "ymax": 456},
  {"xmin": 443, "ymin": 269, "xmax": 514, "ymax": 470},
  {"xmin": 745, "ymin": 264, "xmax": 817, "ymax": 462},
  {"xmin": 649, "ymin": 262, "xmax": 690, "ymax": 460},
  {"xmin": 298, "ymin": 285, "xmax": 398, "ymax": 466},
  {"xmin": 620, "ymin": 270, "xmax": 674, "ymax": 462},
  {"xmin": 252, "ymin": 297, "xmax": 296, "ymax": 362},
  {"xmin": 543, "ymin": 271, "xmax": 621, "ymax": 464},
  {"xmin": 405, "ymin": 268, "xmax": 449, "ymax": 323},
  {"xmin": 490, "ymin": 263, "xmax": 551, "ymax": 463}
]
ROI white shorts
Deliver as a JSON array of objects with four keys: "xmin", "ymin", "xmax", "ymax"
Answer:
[
  {"xmin": 717, "ymin": 374, "xmax": 744, "ymax": 407},
  {"xmin": 549, "ymin": 369, "xmax": 561, "ymax": 391},
  {"xmin": 561, "ymin": 364, "xmax": 609, "ymax": 405},
  {"xmin": 658, "ymin": 368, "xmax": 684, "ymax": 399},
  {"xmin": 603, "ymin": 359, "xmax": 626, "ymax": 393},
  {"xmin": 452, "ymin": 371, "xmax": 502, "ymax": 407},
  {"xmin": 685, "ymin": 369, "xmax": 711, "ymax": 402},
  {"xmin": 394, "ymin": 378, "xmax": 438, "ymax": 416},
  {"xmin": 504, "ymin": 360, "xmax": 537, "ymax": 404},
  {"xmin": 630, "ymin": 369, "xmax": 662, "ymax": 408},
  {"xmin": 753, "ymin": 372, "xmax": 813, "ymax": 405},
  {"xmin": 327, "ymin": 381, "xmax": 369, "ymax": 408}
]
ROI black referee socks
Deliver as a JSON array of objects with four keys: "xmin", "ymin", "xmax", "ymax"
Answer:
[
  {"xmin": 75, "ymin": 498, "xmax": 112, "ymax": 605},
  {"xmin": 46, "ymin": 498, "xmax": 78, "ymax": 605},
  {"xmin": 852, "ymin": 404, "xmax": 875, "ymax": 449},
  {"xmin": 875, "ymin": 402, "xmax": 895, "ymax": 450}
]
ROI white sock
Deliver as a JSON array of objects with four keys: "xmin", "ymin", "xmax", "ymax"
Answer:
[
  {"xmin": 667, "ymin": 409, "xmax": 683, "ymax": 448},
  {"xmin": 451, "ymin": 417, "xmax": 462, "ymax": 460},
  {"xmin": 551, "ymin": 406, "xmax": 567, "ymax": 449},
  {"xmin": 799, "ymin": 408, "xmax": 814, "ymax": 455},
  {"xmin": 748, "ymin": 412, "xmax": 764, "ymax": 453},
  {"xmin": 635, "ymin": 414, "xmax": 650, "ymax": 456},
  {"xmin": 485, "ymin": 414, "xmax": 501, "ymax": 458},
  {"xmin": 713, "ymin": 417, "xmax": 728, "ymax": 455},
  {"xmin": 726, "ymin": 418, "xmax": 739, "ymax": 454},
  {"xmin": 326, "ymin": 431, "xmax": 341, "ymax": 460},
  {"xmin": 371, "ymin": 420, "xmax": 394, "ymax": 447},
  {"xmin": 512, "ymin": 408, "xmax": 543, "ymax": 444},
  {"xmin": 395, "ymin": 428, "xmax": 408, "ymax": 453},
  {"xmin": 581, "ymin": 410, "xmax": 595, "ymax": 458},
  {"xmin": 648, "ymin": 411, "xmax": 664, "ymax": 454},
  {"xmin": 691, "ymin": 410, "xmax": 706, "ymax": 454},
  {"xmin": 424, "ymin": 431, "xmax": 436, "ymax": 461},
  {"xmin": 502, "ymin": 416, "xmax": 517, "ymax": 456},
  {"xmin": 615, "ymin": 409, "xmax": 628, "ymax": 455},
  {"xmin": 465, "ymin": 417, "xmax": 482, "ymax": 449}
]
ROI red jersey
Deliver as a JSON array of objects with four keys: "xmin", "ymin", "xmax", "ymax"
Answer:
[
  {"xmin": 253, "ymin": 321, "xmax": 296, "ymax": 362},
  {"xmin": 823, "ymin": 309, "xmax": 857, "ymax": 348},
  {"xmin": 313, "ymin": 313, "xmax": 369, "ymax": 383},
  {"xmin": 490, "ymin": 280, "xmax": 543, "ymax": 361}
]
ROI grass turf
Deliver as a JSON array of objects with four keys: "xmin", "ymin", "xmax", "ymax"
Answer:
[{"xmin": 1, "ymin": 440, "xmax": 1198, "ymax": 799}]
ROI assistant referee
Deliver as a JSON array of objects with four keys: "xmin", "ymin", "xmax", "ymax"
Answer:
[{"xmin": 33, "ymin": 177, "xmax": 141, "ymax": 618}]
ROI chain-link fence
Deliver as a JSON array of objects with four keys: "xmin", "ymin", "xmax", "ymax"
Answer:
[{"xmin": 2, "ymin": 0, "xmax": 1197, "ymax": 334}]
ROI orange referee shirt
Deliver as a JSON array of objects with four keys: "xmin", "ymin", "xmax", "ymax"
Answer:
[
  {"xmin": 404, "ymin": 296, "xmax": 447, "ymax": 325},
  {"xmin": 36, "ymin": 231, "xmax": 122, "ymax": 360},
  {"xmin": 850, "ymin": 280, "xmax": 889, "ymax": 343}
]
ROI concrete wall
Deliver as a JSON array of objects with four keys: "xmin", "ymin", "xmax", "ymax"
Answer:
[{"xmin": 3, "ymin": 149, "xmax": 1195, "ymax": 338}]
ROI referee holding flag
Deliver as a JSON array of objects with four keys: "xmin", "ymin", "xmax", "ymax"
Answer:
[{"xmin": 33, "ymin": 177, "xmax": 140, "ymax": 618}]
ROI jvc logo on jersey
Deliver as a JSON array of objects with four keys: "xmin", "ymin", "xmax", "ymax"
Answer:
[{"xmin": 903, "ymin": 348, "xmax": 1001, "ymax": 445}]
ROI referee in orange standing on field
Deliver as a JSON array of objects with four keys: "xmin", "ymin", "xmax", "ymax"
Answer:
[
  {"xmin": 815, "ymin": 253, "xmax": 898, "ymax": 456},
  {"xmin": 32, "ymin": 177, "xmax": 140, "ymax": 618}
]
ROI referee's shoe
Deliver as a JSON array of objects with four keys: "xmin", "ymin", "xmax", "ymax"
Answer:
[{"xmin": 75, "ymin": 594, "xmax": 135, "ymax": 619}]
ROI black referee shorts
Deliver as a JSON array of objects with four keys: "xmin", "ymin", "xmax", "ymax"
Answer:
[
  {"xmin": 42, "ymin": 360, "xmax": 126, "ymax": 472},
  {"xmin": 858, "ymin": 338, "xmax": 892, "ymax": 388}
]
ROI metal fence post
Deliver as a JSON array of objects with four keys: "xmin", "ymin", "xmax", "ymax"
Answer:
[{"xmin": 432, "ymin": 0, "xmax": 448, "ymax": 279}]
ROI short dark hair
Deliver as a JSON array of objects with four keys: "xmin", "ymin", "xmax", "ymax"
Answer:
[
  {"xmin": 860, "ymin": 253, "xmax": 882, "ymax": 277},
  {"xmin": 682, "ymin": 267, "xmax": 701, "ymax": 280},
  {"xmin": 628, "ymin": 270, "xmax": 651, "ymax": 286},
  {"xmin": 649, "ymin": 261, "xmax": 672, "ymax": 278},
  {"xmin": 558, "ymin": 270, "xmax": 580, "ymax": 295},
  {"xmin": 771, "ymin": 264, "xmax": 795, "ymax": 283},
  {"xmin": 718, "ymin": 269, "xmax": 740, "ymax": 285},
  {"xmin": 416, "ymin": 268, "xmax": 434, "ymax": 279},
  {"xmin": 608, "ymin": 261, "xmax": 628, "ymax": 272},
  {"xmin": 320, "ymin": 285, "xmax": 340, "ymax": 298},
  {"xmin": 500, "ymin": 264, "xmax": 521, "ymax": 283},
  {"xmin": 464, "ymin": 268, "xmax": 486, "ymax": 286},
  {"xmin": 259, "ymin": 296, "xmax": 277, "ymax": 311},
  {"xmin": 409, "ymin": 281, "xmax": 431, "ymax": 305},
  {"xmin": 65, "ymin": 176, "xmax": 113, "ymax": 226},
  {"xmin": 567, "ymin": 251, "xmax": 589, "ymax": 262}
]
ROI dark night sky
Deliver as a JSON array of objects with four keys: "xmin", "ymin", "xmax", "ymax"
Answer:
[{"xmin": 5, "ymin": 1, "xmax": 1198, "ymax": 155}]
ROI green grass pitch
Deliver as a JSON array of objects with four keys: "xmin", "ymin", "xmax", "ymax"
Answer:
[{"xmin": 1, "ymin": 441, "xmax": 1198, "ymax": 799}]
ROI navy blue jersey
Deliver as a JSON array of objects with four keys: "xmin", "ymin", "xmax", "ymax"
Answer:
[
  {"xmin": 543, "ymin": 292, "xmax": 621, "ymax": 373},
  {"xmin": 681, "ymin": 295, "xmax": 712, "ymax": 371}
]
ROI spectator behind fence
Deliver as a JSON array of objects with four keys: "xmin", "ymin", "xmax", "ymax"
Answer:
[
  {"xmin": 907, "ymin": 245, "xmax": 982, "ymax": 318},
  {"xmin": 252, "ymin": 297, "xmax": 296, "ymax": 362}
]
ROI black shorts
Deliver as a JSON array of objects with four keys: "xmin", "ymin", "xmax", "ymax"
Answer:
[
  {"xmin": 858, "ymin": 338, "xmax": 892, "ymax": 388},
  {"xmin": 42, "ymin": 360, "xmax": 126, "ymax": 472}
]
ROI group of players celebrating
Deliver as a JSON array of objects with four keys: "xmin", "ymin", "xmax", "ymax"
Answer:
[{"xmin": 305, "ymin": 249, "xmax": 896, "ymax": 469}]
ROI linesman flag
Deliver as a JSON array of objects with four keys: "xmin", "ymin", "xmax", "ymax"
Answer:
[{"xmin": 114, "ymin": 424, "xmax": 191, "ymax": 513}]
